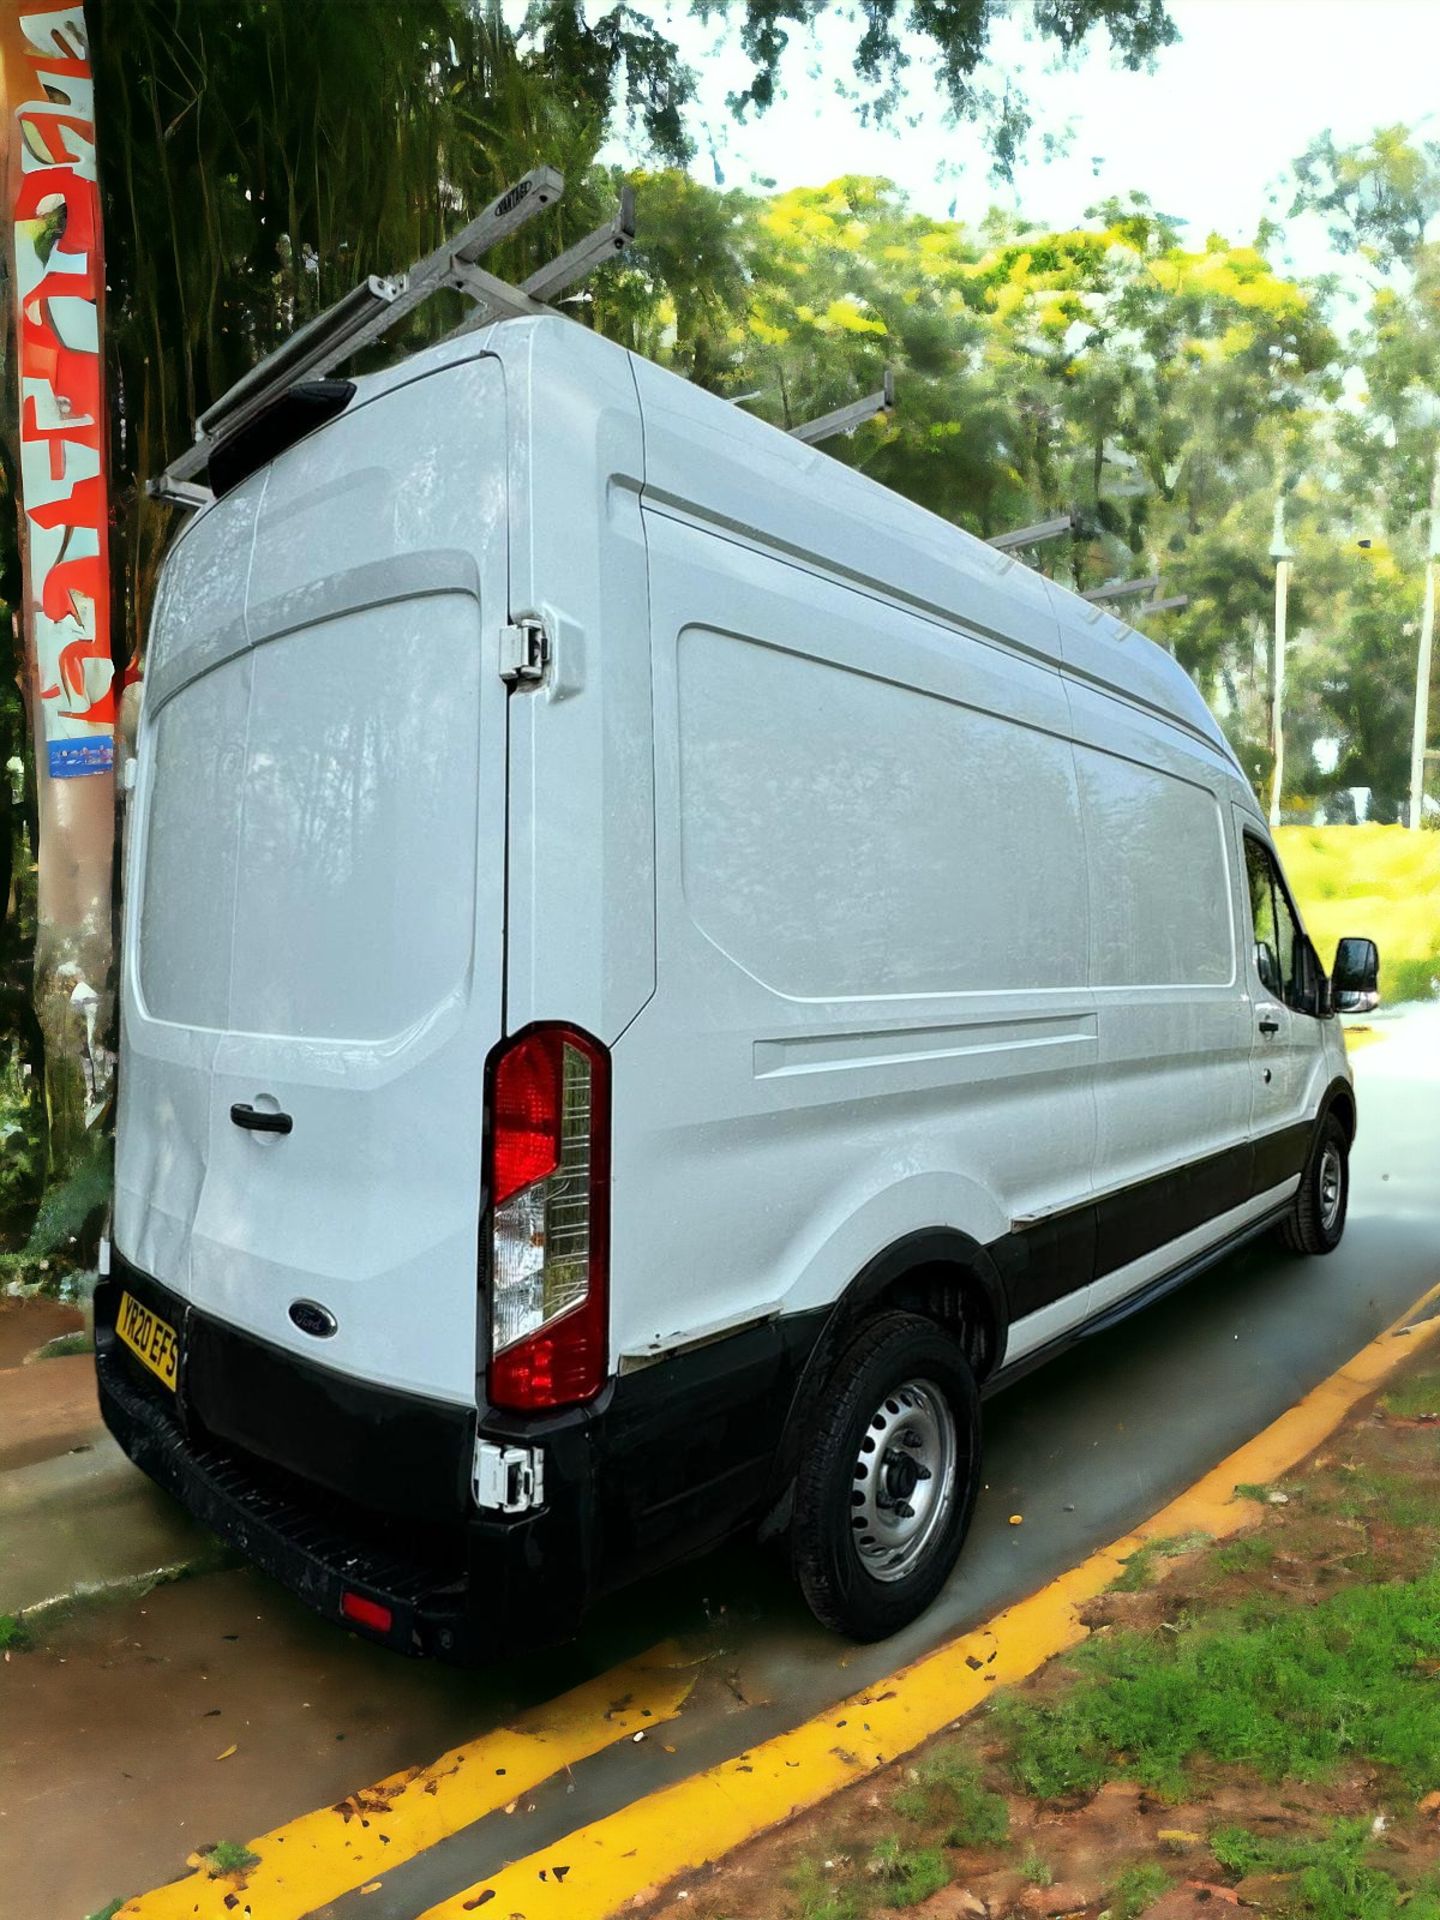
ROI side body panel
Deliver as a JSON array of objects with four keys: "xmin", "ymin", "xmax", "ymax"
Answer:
[
  {"xmin": 613, "ymin": 500, "xmax": 1100, "ymax": 1371},
  {"xmin": 1061, "ymin": 673, "xmax": 1260, "ymax": 1316}
]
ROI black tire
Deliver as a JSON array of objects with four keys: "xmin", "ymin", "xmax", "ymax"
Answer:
[
  {"xmin": 1278, "ymin": 1112, "xmax": 1349, "ymax": 1255},
  {"xmin": 790, "ymin": 1310, "xmax": 982, "ymax": 1641}
]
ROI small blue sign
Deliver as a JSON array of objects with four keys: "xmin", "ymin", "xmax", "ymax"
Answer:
[{"xmin": 48, "ymin": 737, "xmax": 114, "ymax": 780}]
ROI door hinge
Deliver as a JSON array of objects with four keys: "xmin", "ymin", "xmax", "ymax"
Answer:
[
  {"xmin": 499, "ymin": 618, "xmax": 548, "ymax": 686},
  {"xmin": 473, "ymin": 1438, "xmax": 545, "ymax": 1514}
]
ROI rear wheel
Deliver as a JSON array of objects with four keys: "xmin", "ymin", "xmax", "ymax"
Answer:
[
  {"xmin": 1279, "ymin": 1112, "xmax": 1349, "ymax": 1255},
  {"xmin": 790, "ymin": 1311, "xmax": 982, "ymax": 1641}
]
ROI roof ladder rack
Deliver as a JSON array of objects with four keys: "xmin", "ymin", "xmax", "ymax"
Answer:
[
  {"xmin": 152, "ymin": 168, "xmax": 637, "ymax": 507},
  {"xmin": 790, "ymin": 368, "xmax": 895, "ymax": 447},
  {"xmin": 1081, "ymin": 573, "xmax": 1161, "ymax": 606}
]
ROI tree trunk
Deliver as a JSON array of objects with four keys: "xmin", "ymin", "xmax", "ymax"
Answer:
[{"xmin": 1, "ymin": 2, "xmax": 115, "ymax": 1211}]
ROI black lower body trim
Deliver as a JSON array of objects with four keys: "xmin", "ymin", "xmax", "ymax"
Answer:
[
  {"xmin": 991, "ymin": 1121, "xmax": 1314, "ymax": 1321},
  {"xmin": 983, "ymin": 1203, "xmax": 1291, "ymax": 1398}
]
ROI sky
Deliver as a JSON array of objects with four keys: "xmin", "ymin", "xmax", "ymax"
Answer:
[{"xmin": 600, "ymin": 0, "xmax": 1440, "ymax": 286}]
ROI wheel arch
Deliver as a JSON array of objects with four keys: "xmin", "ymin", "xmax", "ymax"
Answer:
[
  {"xmin": 761, "ymin": 1228, "xmax": 1007, "ymax": 1535},
  {"xmin": 1318, "ymin": 1074, "xmax": 1357, "ymax": 1145}
]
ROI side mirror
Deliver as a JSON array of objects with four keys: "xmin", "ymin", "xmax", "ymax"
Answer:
[{"xmin": 1332, "ymin": 936, "xmax": 1380, "ymax": 1014}]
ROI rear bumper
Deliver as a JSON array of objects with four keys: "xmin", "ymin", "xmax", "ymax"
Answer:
[
  {"xmin": 97, "ymin": 1254, "xmax": 823, "ymax": 1662},
  {"xmin": 95, "ymin": 1261, "xmax": 597, "ymax": 1660}
]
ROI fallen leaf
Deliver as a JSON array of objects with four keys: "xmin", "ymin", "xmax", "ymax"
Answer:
[
  {"xmin": 1186, "ymin": 1881, "xmax": 1241, "ymax": 1906},
  {"xmin": 1418, "ymin": 1790, "xmax": 1440, "ymax": 1813},
  {"xmin": 215, "ymin": 1745, "xmax": 238, "ymax": 1761},
  {"xmin": 462, "ymin": 1895, "xmax": 496, "ymax": 1912}
]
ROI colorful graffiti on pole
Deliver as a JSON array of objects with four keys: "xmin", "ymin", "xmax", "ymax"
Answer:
[{"xmin": 6, "ymin": 3, "xmax": 111, "ymax": 779}]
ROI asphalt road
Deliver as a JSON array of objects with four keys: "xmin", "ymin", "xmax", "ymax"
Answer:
[{"xmin": 6, "ymin": 1006, "xmax": 1438, "ymax": 1920}]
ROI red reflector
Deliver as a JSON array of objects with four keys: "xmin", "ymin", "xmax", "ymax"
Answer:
[
  {"xmin": 489, "ymin": 1308, "xmax": 607, "ymax": 1411},
  {"xmin": 340, "ymin": 1590, "xmax": 393, "ymax": 1635},
  {"xmin": 491, "ymin": 1028, "xmax": 564, "ymax": 1205}
]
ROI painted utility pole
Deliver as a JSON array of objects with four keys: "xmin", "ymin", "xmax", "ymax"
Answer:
[
  {"xmin": 1407, "ymin": 438, "xmax": 1440, "ymax": 831},
  {"xmin": 1269, "ymin": 497, "xmax": 1293, "ymax": 830},
  {"xmin": 0, "ymin": 1, "xmax": 114, "ymax": 1181}
]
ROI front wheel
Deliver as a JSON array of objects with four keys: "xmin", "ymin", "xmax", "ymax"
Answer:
[
  {"xmin": 790, "ymin": 1311, "xmax": 982, "ymax": 1641},
  {"xmin": 1278, "ymin": 1112, "xmax": 1349, "ymax": 1256}
]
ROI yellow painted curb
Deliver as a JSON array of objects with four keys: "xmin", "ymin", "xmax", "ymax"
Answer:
[
  {"xmin": 416, "ymin": 1279, "xmax": 1440, "ymax": 1920},
  {"xmin": 118, "ymin": 1641, "xmax": 698, "ymax": 1920}
]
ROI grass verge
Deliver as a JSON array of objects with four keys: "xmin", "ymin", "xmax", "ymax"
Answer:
[
  {"xmin": 646, "ymin": 1350, "xmax": 1440, "ymax": 1920},
  {"xmin": 1275, "ymin": 822, "xmax": 1440, "ymax": 1005}
]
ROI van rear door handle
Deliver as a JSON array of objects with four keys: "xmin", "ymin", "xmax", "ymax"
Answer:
[
  {"xmin": 230, "ymin": 1102, "xmax": 293, "ymax": 1135},
  {"xmin": 1257, "ymin": 1016, "xmax": 1280, "ymax": 1036}
]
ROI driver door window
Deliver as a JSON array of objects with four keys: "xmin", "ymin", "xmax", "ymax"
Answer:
[{"xmin": 1244, "ymin": 836, "xmax": 1313, "ymax": 1015}]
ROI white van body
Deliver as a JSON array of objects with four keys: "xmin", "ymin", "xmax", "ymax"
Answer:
[{"xmin": 99, "ymin": 317, "xmax": 1357, "ymax": 1655}]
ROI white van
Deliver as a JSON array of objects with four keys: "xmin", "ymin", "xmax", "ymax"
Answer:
[{"xmin": 99, "ymin": 314, "xmax": 1380, "ymax": 1657}]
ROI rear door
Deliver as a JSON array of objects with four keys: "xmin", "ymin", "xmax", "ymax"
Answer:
[{"xmin": 116, "ymin": 354, "xmax": 509, "ymax": 1405}]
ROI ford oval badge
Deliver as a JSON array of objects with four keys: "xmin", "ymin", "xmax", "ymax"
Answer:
[{"xmin": 289, "ymin": 1299, "xmax": 338, "ymax": 1339}]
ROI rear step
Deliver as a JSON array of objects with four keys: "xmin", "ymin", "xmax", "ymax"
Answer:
[{"xmin": 95, "ymin": 1339, "xmax": 471, "ymax": 1658}]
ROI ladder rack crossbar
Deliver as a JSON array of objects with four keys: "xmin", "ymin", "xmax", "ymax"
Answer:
[
  {"xmin": 445, "ymin": 189, "xmax": 638, "ymax": 342},
  {"xmin": 524, "ymin": 187, "xmax": 635, "ymax": 304}
]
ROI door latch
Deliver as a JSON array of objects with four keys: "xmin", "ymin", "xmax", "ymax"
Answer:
[
  {"xmin": 472, "ymin": 1439, "xmax": 545, "ymax": 1514},
  {"xmin": 499, "ymin": 618, "xmax": 548, "ymax": 686}
]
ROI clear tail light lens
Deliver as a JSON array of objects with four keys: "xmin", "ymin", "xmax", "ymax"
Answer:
[{"xmin": 486, "ymin": 1025, "xmax": 609, "ymax": 1411}]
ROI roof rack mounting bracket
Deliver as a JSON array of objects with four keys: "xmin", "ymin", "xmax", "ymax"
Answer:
[{"xmin": 790, "ymin": 367, "xmax": 896, "ymax": 447}]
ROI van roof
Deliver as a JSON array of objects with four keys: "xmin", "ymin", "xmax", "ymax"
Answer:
[{"xmin": 194, "ymin": 314, "xmax": 1240, "ymax": 772}]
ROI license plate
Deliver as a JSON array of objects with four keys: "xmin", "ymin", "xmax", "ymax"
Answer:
[{"xmin": 116, "ymin": 1290, "xmax": 180, "ymax": 1392}]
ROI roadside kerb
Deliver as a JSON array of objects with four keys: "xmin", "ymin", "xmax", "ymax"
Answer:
[{"xmin": 117, "ymin": 1642, "xmax": 699, "ymax": 1920}]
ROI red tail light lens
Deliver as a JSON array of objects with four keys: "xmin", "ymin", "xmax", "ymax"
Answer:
[
  {"xmin": 485, "ymin": 1024, "xmax": 610, "ymax": 1411},
  {"xmin": 492, "ymin": 1029, "xmax": 565, "ymax": 1205}
]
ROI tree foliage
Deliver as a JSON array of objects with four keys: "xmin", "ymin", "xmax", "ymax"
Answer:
[
  {"xmin": 92, "ymin": 0, "xmax": 643, "ymax": 675},
  {"xmin": 703, "ymin": 0, "xmax": 1176, "ymax": 162},
  {"xmin": 2, "ymin": 3, "xmax": 1437, "ymax": 1258}
]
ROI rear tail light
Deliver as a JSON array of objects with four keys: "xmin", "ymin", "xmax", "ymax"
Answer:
[{"xmin": 485, "ymin": 1024, "xmax": 610, "ymax": 1411}]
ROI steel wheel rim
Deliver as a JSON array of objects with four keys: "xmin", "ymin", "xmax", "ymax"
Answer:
[
  {"xmin": 1319, "ymin": 1142, "xmax": 1344, "ymax": 1232},
  {"xmin": 850, "ymin": 1378, "xmax": 957, "ymax": 1584}
]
